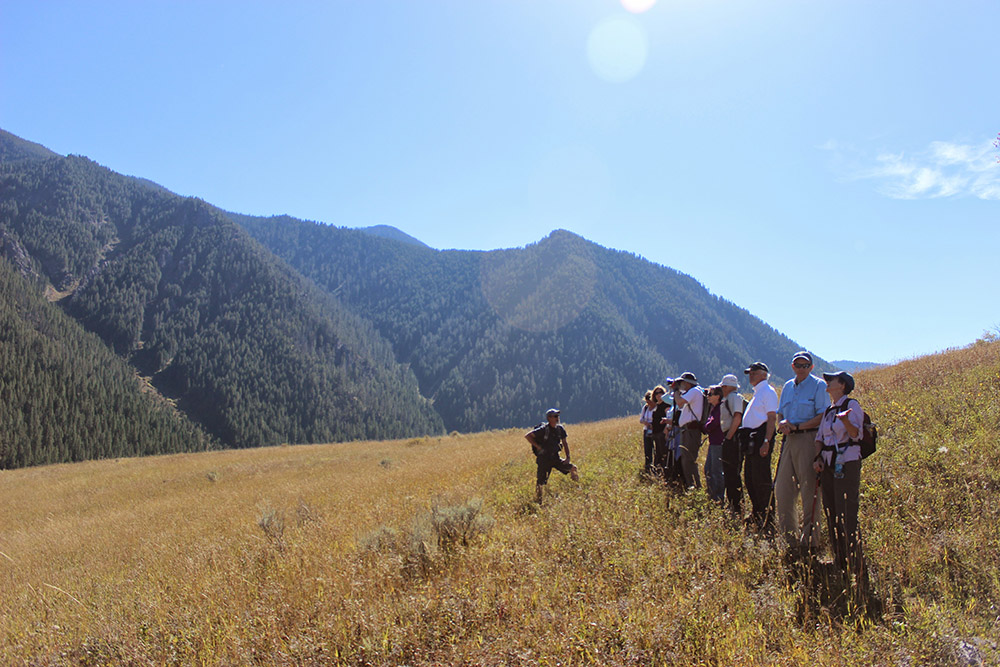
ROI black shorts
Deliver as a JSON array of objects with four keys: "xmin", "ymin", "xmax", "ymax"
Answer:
[{"xmin": 536, "ymin": 453, "xmax": 574, "ymax": 485}]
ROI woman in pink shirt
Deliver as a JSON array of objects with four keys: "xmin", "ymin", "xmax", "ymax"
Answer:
[{"xmin": 813, "ymin": 370, "xmax": 867, "ymax": 588}]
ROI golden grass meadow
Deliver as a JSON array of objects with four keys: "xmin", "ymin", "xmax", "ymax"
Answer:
[{"xmin": 1, "ymin": 341, "xmax": 999, "ymax": 665}]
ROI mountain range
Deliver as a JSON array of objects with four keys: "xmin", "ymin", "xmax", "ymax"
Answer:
[
  {"xmin": 0, "ymin": 128, "xmax": 832, "ymax": 468},
  {"xmin": 831, "ymin": 360, "xmax": 884, "ymax": 373}
]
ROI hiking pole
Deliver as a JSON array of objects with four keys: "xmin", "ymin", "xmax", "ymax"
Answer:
[
  {"xmin": 772, "ymin": 432, "xmax": 789, "ymax": 484},
  {"xmin": 764, "ymin": 432, "xmax": 788, "ymax": 532},
  {"xmin": 801, "ymin": 469, "xmax": 823, "ymax": 588},
  {"xmin": 807, "ymin": 469, "xmax": 822, "ymax": 547}
]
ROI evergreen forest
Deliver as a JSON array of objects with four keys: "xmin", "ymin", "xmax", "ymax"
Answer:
[{"xmin": 0, "ymin": 258, "xmax": 209, "ymax": 468}]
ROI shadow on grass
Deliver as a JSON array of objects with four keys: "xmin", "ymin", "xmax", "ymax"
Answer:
[{"xmin": 785, "ymin": 551, "xmax": 902, "ymax": 626}]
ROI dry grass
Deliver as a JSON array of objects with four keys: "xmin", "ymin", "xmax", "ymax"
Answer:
[{"xmin": 1, "ymin": 342, "xmax": 998, "ymax": 665}]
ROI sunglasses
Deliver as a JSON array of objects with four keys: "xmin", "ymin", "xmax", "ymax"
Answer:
[{"xmin": 793, "ymin": 362, "xmax": 810, "ymax": 369}]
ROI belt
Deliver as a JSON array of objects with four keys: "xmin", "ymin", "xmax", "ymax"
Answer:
[
  {"xmin": 790, "ymin": 427, "xmax": 818, "ymax": 434},
  {"xmin": 739, "ymin": 424, "xmax": 766, "ymax": 432}
]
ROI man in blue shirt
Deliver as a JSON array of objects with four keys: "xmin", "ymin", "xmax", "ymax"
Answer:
[{"xmin": 775, "ymin": 351, "xmax": 830, "ymax": 553}]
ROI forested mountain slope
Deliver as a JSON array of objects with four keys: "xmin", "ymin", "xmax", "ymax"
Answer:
[
  {"xmin": 0, "ymin": 134, "xmax": 442, "ymax": 459},
  {"xmin": 0, "ymin": 129, "xmax": 58, "ymax": 163},
  {"xmin": 0, "ymin": 258, "xmax": 210, "ymax": 468},
  {"xmin": 237, "ymin": 215, "xmax": 832, "ymax": 432}
]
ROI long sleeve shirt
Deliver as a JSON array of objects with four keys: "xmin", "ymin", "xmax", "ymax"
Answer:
[
  {"xmin": 815, "ymin": 396, "xmax": 865, "ymax": 464},
  {"xmin": 704, "ymin": 402, "xmax": 725, "ymax": 447}
]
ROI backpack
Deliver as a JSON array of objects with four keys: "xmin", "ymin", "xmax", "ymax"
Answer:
[
  {"xmin": 823, "ymin": 399, "xmax": 878, "ymax": 459},
  {"xmin": 858, "ymin": 409, "xmax": 878, "ymax": 459},
  {"xmin": 722, "ymin": 393, "xmax": 749, "ymax": 419},
  {"xmin": 530, "ymin": 423, "xmax": 564, "ymax": 455},
  {"xmin": 680, "ymin": 388, "xmax": 712, "ymax": 432}
]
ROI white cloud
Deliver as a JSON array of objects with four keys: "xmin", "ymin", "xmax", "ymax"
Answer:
[{"xmin": 824, "ymin": 138, "xmax": 1000, "ymax": 201}]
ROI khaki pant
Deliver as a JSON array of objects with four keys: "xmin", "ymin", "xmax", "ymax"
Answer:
[
  {"xmin": 679, "ymin": 426, "xmax": 702, "ymax": 489},
  {"xmin": 774, "ymin": 431, "xmax": 823, "ymax": 548}
]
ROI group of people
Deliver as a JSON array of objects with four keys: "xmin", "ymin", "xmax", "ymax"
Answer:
[
  {"xmin": 635, "ymin": 351, "xmax": 868, "ymax": 580},
  {"xmin": 523, "ymin": 350, "xmax": 869, "ymax": 584}
]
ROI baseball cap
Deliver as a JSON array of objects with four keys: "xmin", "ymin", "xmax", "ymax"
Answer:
[
  {"xmin": 744, "ymin": 361, "xmax": 769, "ymax": 374},
  {"xmin": 822, "ymin": 371, "xmax": 855, "ymax": 394},
  {"xmin": 792, "ymin": 351, "xmax": 813, "ymax": 364}
]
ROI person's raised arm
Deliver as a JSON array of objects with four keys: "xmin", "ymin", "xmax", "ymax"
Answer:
[{"xmin": 837, "ymin": 404, "xmax": 861, "ymax": 440}]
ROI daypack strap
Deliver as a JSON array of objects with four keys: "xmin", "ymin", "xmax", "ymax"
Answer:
[{"xmin": 824, "ymin": 398, "xmax": 861, "ymax": 445}]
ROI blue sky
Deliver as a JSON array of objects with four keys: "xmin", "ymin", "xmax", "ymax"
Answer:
[{"xmin": 2, "ymin": 0, "xmax": 997, "ymax": 364}]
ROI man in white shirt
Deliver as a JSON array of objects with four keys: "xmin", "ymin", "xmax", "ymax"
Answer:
[
  {"xmin": 738, "ymin": 361, "xmax": 778, "ymax": 531},
  {"xmin": 673, "ymin": 371, "xmax": 705, "ymax": 489}
]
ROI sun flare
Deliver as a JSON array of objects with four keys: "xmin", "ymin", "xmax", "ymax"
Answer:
[{"xmin": 621, "ymin": 0, "xmax": 656, "ymax": 13}]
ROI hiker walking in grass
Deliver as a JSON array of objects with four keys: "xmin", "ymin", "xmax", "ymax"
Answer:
[
  {"xmin": 718, "ymin": 374, "xmax": 745, "ymax": 515},
  {"xmin": 814, "ymin": 371, "xmax": 868, "ymax": 589},
  {"xmin": 775, "ymin": 351, "xmax": 830, "ymax": 554},
  {"xmin": 526, "ymin": 408, "xmax": 579, "ymax": 504},
  {"xmin": 674, "ymin": 371, "xmax": 706, "ymax": 490},
  {"xmin": 738, "ymin": 361, "xmax": 778, "ymax": 532},
  {"xmin": 639, "ymin": 390, "xmax": 656, "ymax": 474}
]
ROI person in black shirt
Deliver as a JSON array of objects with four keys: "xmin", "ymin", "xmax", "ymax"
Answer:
[{"xmin": 525, "ymin": 408, "xmax": 579, "ymax": 504}]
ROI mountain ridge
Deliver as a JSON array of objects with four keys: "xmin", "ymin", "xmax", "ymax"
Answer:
[
  {"xmin": 831, "ymin": 359, "xmax": 884, "ymax": 373},
  {"xmin": 359, "ymin": 224, "xmax": 430, "ymax": 248}
]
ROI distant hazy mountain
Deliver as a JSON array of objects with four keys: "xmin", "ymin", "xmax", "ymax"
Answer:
[
  {"xmin": 831, "ymin": 360, "xmax": 884, "ymax": 373},
  {"xmin": 359, "ymin": 224, "xmax": 430, "ymax": 248}
]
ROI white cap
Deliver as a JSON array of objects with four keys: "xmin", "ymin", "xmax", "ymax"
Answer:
[{"xmin": 720, "ymin": 374, "xmax": 740, "ymax": 389}]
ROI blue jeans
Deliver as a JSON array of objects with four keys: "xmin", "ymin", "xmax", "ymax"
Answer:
[{"xmin": 704, "ymin": 444, "xmax": 725, "ymax": 501}]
